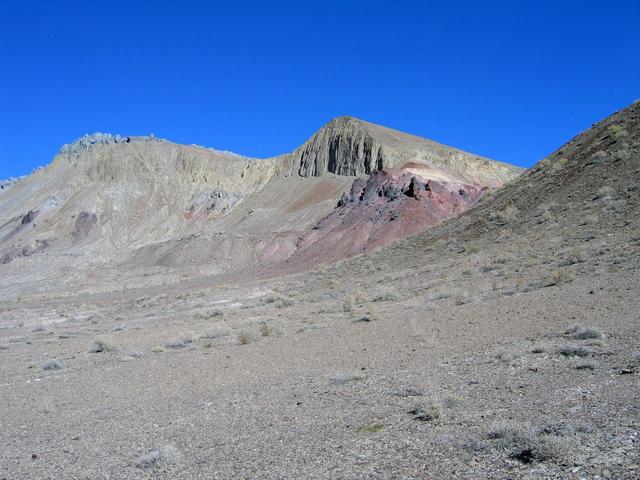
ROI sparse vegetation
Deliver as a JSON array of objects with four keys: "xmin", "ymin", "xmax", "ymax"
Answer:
[
  {"xmin": 546, "ymin": 269, "xmax": 575, "ymax": 286},
  {"xmin": 558, "ymin": 248, "xmax": 585, "ymax": 266},
  {"xmin": 565, "ymin": 324, "xmax": 603, "ymax": 340},
  {"xmin": 356, "ymin": 423, "xmax": 384, "ymax": 433},
  {"xmin": 88, "ymin": 338, "xmax": 116, "ymax": 353},
  {"xmin": 259, "ymin": 323, "xmax": 273, "ymax": 337},
  {"xmin": 330, "ymin": 371, "xmax": 364, "ymax": 384},
  {"xmin": 576, "ymin": 359, "xmax": 598, "ymax": 370},
  {"xmin": 494, "ymin": 205, "xmax": 519, "ymax": 224},
  {"xmin": 237, "ymin": 330, "xmax": 254, "ymax": 345},
  {"xmin": 137, "ymin": 445, "xmax": 183, "ymax": 469},
  {"xmin": 595, "ymin": 185, "xmax": 613, "ymax": 199},
  {"xmin": 409, "ymin": 401, "xmax": 441, "ymax": 422},
  {"xmin": 558, "ymin": 344, "xmax": 593, "ymax": 357},
  {"xmin": 40, "ymin": 358, "xmax": 64, "ymax": 370},
  {"xmin": 479, "ymin": 420, "xmax": 571, "ymax": 464},
  {"xmin": 194, "ymin": 309, "xmax": 223, "ymax": 320},
  {"xmin": 165, "ymin": 336, "xmax": 194, "ymax": 349}
]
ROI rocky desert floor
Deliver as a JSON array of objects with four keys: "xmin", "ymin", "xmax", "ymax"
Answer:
[{"xmin": 1, "ymin": 222, "xmax": 638, "ymax": 479}]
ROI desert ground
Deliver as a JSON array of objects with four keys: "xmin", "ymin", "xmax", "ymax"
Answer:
[{"xmin": 1, "ymin": 103, "xmax": 639, "ymax": 479}]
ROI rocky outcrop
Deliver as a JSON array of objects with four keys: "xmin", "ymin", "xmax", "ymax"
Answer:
[
  {"xmin": 282, "ymin": 116, "xmax": 524, "ymax": 186},
  {"xmin": 290, "ymin": 168, "xmax": 485, "ymax": 264}
]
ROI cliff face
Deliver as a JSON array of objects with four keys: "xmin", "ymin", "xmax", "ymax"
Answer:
[{"xmin": 281, "ymin": 116, "xmax": 524, "ymax": 186}]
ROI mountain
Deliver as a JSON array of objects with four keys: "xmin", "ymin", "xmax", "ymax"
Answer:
[{"xmin": 0, "ymin": 118, "xmax": 522, "ymax": 294}]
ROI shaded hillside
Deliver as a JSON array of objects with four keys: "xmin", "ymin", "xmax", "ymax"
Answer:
[{"xmin": 300, "ymin": 101, "xmax": 640, "ymax": 300}]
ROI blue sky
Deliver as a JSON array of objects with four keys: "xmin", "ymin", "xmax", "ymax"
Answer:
[{"xmin": 0, "ymin": 0, "xmax": 638, "ymax": 178}]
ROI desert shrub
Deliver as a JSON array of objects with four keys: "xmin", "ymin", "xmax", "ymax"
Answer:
[
  {"xmin": 483, "ymin": 421, "xmax": 570, "ymax": 463},
  {"xmin": 607, "ymin": 124, "xmax": 628, "ymax": 139},
  {"xmin": 558, "ymin": 344, "xmax": 593, "ymax": 357},
  {"xmin": 546, "ymin": 269, "xmax": 575, "ymax": 286},
  {"xmin": 409, "ymin": 401, "xmax": 442, "ymax": 422},
  {"xmin": 612, "ymin": 147, "xmax": 631, "ymax": 162},
  {"xmin": 330, "ymin": 371, "xmax": 364, "ymax": 384},
  {"xmin": 575, "ymin": 360, "xmax": 598, "ymax": 370},
  {"xmin": 165, "ymin": 336, "xmax": 194, "ymax": 349},
  {"xmin": 595, "ymin": 186, "xmax": 613, "ymax": 199},
  {"xmin": 605, "ymin": 198, "xmax": 627, "ymax": 212},
  {"xmin": 589, "ymin": 150, "xmax": 608, "ymax": 165},
  {"xmin": 558, "ymin": 248, "xmax": 586, "ymax": 266},
  {"xmin": 194, "ymin": 309, "xmax": 223, "ymax": 320},
  {"xmin": 428, "ymin": 290, "xmax": 452, "ymax": 301},
  {"xmin": 137, "ymin": 445, "xmax": 183, "ymax": 469},
  {"xmin": 356, "ymin": 423, "xmax": 384, "ymax": 433},
  {"xmin": 579, "ymin": 214, "xmax": 598, "ymax": 226},
  {"xmin": 259, "ymin": 323, "xmax": 273, "ymax": 337},
  {"xmin": 566, "ymin": 325, "xmax": 603, "ymax": 340},
  {"xmin": 88, "ymin": 338, "xmax": 116, "ymax": 353},
  {"xmin": 41, "ymin": 358, "xmax": 64, "ymax": 370},
  {"xmin": 372, "ymin": 291, "xmax": 400, "ymax": 302},
  {"xmin": 237, "ymin": 330, "xmax": 254, "ymax": 345},
  {"xmin": 392, "ymin": 387, "xmax": 424, "ymax": 397},
  {"xmin": 494, "ymin": 206, "xmax": 519, "ymax": 224}
]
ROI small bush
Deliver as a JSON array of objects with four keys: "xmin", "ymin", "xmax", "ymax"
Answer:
[
  {"xmin": 41, "ymin": 358, "xmax": 64, "ymax": 370},
  {"xmin": 88, "ymin": 338, "xmax": 116, "ymax": 353},
  {"xmin": 356, "ymin": 423, "xmax": 384, "ymax": 433},
  {"xmin": 137, "ymin": 445, "xmax": 183, "ymax": 469},
  {"xmin": 494, "ymin": 206, "xmax": 519, "ymax": 224},
  {"xmin": 605, "ymin": 198, "xmax": 626, "ymax": 212},
  {"xmin": 558, "ymin": 344, "xmax": 593, "ymax": 357},
  {"xmin": 595, "ymin": 186, "xmax": 613, "ymax": 199},
  {"xmin": 194, "ymin": 309, "xmax": 223, "ymax": 320},
  {"xmin": 558, "ymin": 248, "xmax": 586, "ymax": 266},
  {"xmin": 259, "ymin": 324, "xmax": 273, "ymax": 337},
  {"xmin": 546, "ymin": 270, "xmax": 575, "ymax": 286},
  {"xmin": 568, "ymin": 325, "xmax": 603, "ymax": 340},
  {"xmin": 330, "ymin": 371, "xmax": 364, "ymax": 385},
  {"xmin": 409, "ymin": 402, "xmax": 442, "ymax": 422},
  {"xmin": 237, "ymin": 330, "xmax": 254, "ymax": 345},
  {"xmin": 165, "ymin": 336, "xmax": 194, "ymax": 349},
  {"xmin": 483, "ymin": 421, "xmax": 570, "ymax": 463},
  {"xmin": 576, "ymin": 360, "xmax": 598, "ymax": 370}
]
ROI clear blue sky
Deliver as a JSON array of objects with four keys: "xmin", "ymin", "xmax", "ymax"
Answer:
[{"xmin": 1, "ymin": 0, "xmax": 638, "ymax": 178}]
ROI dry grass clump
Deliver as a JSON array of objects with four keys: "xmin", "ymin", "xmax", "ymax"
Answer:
[
  {"xmin": 428, "ymin": 290, "xmax": 452, "ymax": 301},
  {"xmin": 237, "ymin": 330, "xmax": 254, "ymax": 345},
  {"xmin": 40, "ymin": 358, "xmax": 64, "ymax": 370},
  {"xmin": 372, "ymin": 291, "xmax": 400, "ymax": 302},
  {"xmin": 137, "ymin": 445, "xmax": 183, "ymax": 469},
  {"xmin": 356, "ymin": 423, "xmax": 385, "ymax": 433},
  {"xmin": 194, "ymin": 309, "xmax": 223, "ymax": 320},
  {"xmin": 330, "ymin": 371, "xmax": 364, "ymax": 385},
  {"xmin": 480, "ymin": 420, "xmax": 571, "ymax": 463},
  {"xmin": 409, "ymin": 401, "xmax": 442, "ymax": 422},
  {"xmin": 595, "ymin": 185, "xmax": 614, "ymax": 199},
  {"xmin": 558, "ymin": 248, "xmax": 586, "ymax": 266},
  {"xmin": 88, "ymin": 338, "xmax": 117, "ymax": 353},
  {"xmin": 494, "ymin": 205, "xmax": 519, "ymax": 224},
  {"xmin": 557, "ymin": 344, "xmax": 593, "ymax": 357},
  {"xmin": 546, "ymin": 269, "xmax": 575, "ymax": 286},
  {"xmin": 164, "ymin": 335, "xmax": 194, "ymax": 349},
  {"xmin": 565, "ymin": 324, "xmax": 603, "ymax": 340},
  {"xmin": 605, "ymin": 197, "xmax": 627, "ymax": 212},
  {"xmin": 575, "ymin": 359, "xmax": 599, "ymax": 370},
  {"xmin": 261, "ymin": 294, "xmax": 294, "ymax": 308},
  {"xmin": 259, "ymin": 323, "xmax": 273, "ymax": 337}
]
